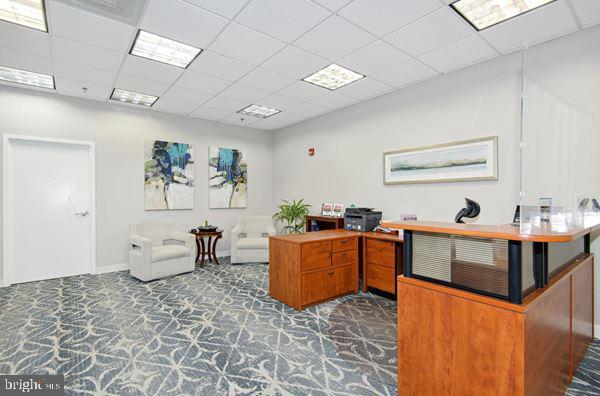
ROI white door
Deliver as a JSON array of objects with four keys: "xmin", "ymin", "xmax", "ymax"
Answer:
[{"xmin": 6, "ymin": 137, "xmax": 94, "ymax": 284}]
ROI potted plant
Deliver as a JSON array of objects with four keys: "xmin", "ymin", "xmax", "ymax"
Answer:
[{"xmin": 273, "ymin": 199, "xmax": 311, "ymax": 234}]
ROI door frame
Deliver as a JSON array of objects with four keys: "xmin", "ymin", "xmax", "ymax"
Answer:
[{"xmin": 3, "ymin": 134, "xmax": 96, "ymax": 287}]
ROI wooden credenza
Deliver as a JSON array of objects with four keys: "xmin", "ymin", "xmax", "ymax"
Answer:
[
  {"xmin": 362, "ymin": 232, "xmax": 403, "ymax": 294},
  {"xmin": 269, "ymin": 230, "xmax": 359, "ymax": 310}
]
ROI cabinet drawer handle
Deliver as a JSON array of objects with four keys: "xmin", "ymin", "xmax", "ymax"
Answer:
[{"xmin": 328, "ymin": 271, "xmax": 334, "ymax": 275}]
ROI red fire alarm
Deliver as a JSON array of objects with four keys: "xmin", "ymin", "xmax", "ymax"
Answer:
[{"xmin": 308, "ymin": 147, "xmax": 315, "ymax": 156}]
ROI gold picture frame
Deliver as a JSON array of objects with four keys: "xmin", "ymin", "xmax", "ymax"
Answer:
[{"xmin": 383, "ymin": 136, "xmax": 498, "ymax": 185}]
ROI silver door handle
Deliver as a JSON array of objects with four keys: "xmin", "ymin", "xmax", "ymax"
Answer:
[{"xmin": 75, "ymin": 211, "xmax": 89, "ymax": 217}]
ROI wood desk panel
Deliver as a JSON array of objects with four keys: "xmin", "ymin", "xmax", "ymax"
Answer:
[{"xmin": 270, "ymin": 230, "xmax": 359, "ymax": 310}]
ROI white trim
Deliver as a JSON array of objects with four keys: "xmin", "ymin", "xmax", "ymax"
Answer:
[
  {"xmin": 2, "ymin": 134, "xmax": 96, "ymax": 286},
  {"xmin": 595, "ymin": 324, "xmax": 600, "ymax": 339},
  {"xmin": 0, "ymin": 279, "xmax": 4, "ymax": 288},
  {"xmin": 96, "ymin": 263, "xmax": 130, "ymax": 274}
]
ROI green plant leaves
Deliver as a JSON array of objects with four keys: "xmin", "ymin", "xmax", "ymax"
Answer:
[{"xmin": 273, "ymin": 199, "xmax": 312, "ymax": 234}]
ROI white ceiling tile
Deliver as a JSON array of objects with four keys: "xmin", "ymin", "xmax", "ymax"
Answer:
[
  {"xmin": 288, "ymin": 102, "xmax": 329, "ymax": 117},
  {"xmin": 114, "ymin": 74, "xmax": 171, "ymax": 96},
  {"xmin": 0, "ymin": 47, "xmax": 52, "ymax": 74},
  {"xmin": 153, "ymin": 97, "xmax": 200, "ymax": 114},
  {"xmin": 337, "ymin": 40, "xmax": 409, "ymax": 75},
  {"xmin": 175, "ymin": 71, "xmax": 231, "ymax": 94},
  {"xmin": 309, "ymin": 91, "xmax": 358, "ymax": 109},
  {"xmin": 219, "ymin": 83, "xmax": 270, "ymax": 102},
  {"xmin": 55, "ymin": 76, "xmax": 111, "ymax": 101},
  {"xmin": 385, "ymin": 7, "xmax": 472, "ymax": 57},
  {"xmin": 335, "ymin": 77, "xmax": 392, "ymax": 99},
  {"xmin": 188, "ymin": 51, "xmax": 255, "ymax": 81},
  {"xmin": 141, "ymin": 0, "xmax": 228, "ymax": 48},
  {"xmin": 120, "ymin": 55, "xmax": 184, "ymax": 84},
  {"xmin": 204, "ymin": 95, "xmax": 250, "ymax": 112},
  {"xmin": 236, "ymin": 0, "xmax": 330, "ymax": 43},
  {"xmin": 237, "ymin": 68, "xmax": 296, "ymax": 92},
  {"xmin": 294, "ymin": 16, "xmax": 376, "ymax": 60},
  {"xmin": 418, "ymin": 35, "xmax": 497, "ymax": 73},
  {"xmin": 0, "ymin": 21, "xmax": 50, "ymax": 56},
  {"xmin": 189, "ymin": 105, "xmax": 232, "ymax": 120},
  {"xmin": 571, "ymin": 0, "xmax": 600, "ymax": 27},
  {"xmin": 480, "ymin": 0, "xmax": 578, "ymax": 54},
  {"xmin": 220, "ymin": 113, "xmax": 261, "ymax": 126},
  {"xmin": 54, "ymin": 60, "xmax": 116, "ymax": 86},
  {"xmin": 208, "ymin": 22, "xmax": 286, "ymax": 65},
  {"xmin": 52, "ymin": 37, "xmax": 125, "ymax": 72},
  {"xmin": 372, "ymin": 58, "xmax": 438, "ymax": 88},
  {"xmin": 181, "ymin": 0, "xmax": 249, "ymax": 18},
  {"xmin": 338, "ymin": 0, "xmax": 442, "ymax": 37},
  {"xmin": 252, "ymin": 112, "xmax": 306, "ymax": 130},
  {"xmin": 276, "ymin": 80, "xmax": 328, "ymax": 101},
  {"xmin": 261, "ymin": 46, "xmax": 329, "ymax": 79},
  {"xmin": 161, "ymin": 86, "xmax": 212, "ymax": 104},
  {"xmin": 49, "ymin": 2, "xmax": 136, "ymax": 52},
  {"xmin": 257, "ymin": 94, "xmax": 301, "ymax": 110},
  {"xmin": 310, "ymin": 0, "xmax": 352, "ymax": 12}
]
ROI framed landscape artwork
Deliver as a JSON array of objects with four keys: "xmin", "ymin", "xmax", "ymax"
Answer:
[
  {"xmin": 209, "ymin": 147, "xmax": 247, "ymax": 208},
  {"xmin": 145, "ymin": 140, "xmax": 194, "ymax": 210},
  {"xmin": 383, "ymin": 136, "xmax": 497, "ymax": 185}
]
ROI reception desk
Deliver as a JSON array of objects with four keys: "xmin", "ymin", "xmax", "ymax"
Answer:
[{"xmin": 382, "ymin": 220, "xmax": 597, "ymax": 395}]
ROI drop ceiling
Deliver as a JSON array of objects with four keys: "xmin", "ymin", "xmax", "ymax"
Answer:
[{"xmin": 0, "ymin": 0, "xmax": 598, "ymax": 131}]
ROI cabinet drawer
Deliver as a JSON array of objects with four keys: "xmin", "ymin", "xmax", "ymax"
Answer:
[
  {"xmin": 301, "ymin": 241, "xmax": 331, "ymax": 271},
  {"xmin": 332, "ymin": 237, "xmax": 357, "ymax": 252},
  {"xmin": 301, "ymin": 264, "xmax": 357, "ymax": 306},
  {"xmin": 366, "ymin": 239, "xmax": 395, "ymax": 268},
  {"xmin": 332, "ymin": 250, "xmax": 357, "ymax": 266},
  {"xmin": 367, "ymin": 263, "xmax": 395, "ymax": 293}
]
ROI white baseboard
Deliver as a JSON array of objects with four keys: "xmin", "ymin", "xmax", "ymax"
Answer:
[
  {"xmin": 95, "ymin": 263, "xmax": 130, "ymax": 274},
  {"xmin": 94, "ymin": 251, "xmax": 231, "ymax": 275},
  {"xmin": 595, "ymin": 325, "xmax": 600, "ymax": 339},
  {"xmin": 0, "ymin": 279, "xmax": 4, "ymax": 288}
]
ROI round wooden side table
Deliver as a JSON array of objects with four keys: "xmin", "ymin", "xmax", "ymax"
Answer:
[{"xmin": 190, "ymin": 229, "xmax": 223, "ymax": 267}]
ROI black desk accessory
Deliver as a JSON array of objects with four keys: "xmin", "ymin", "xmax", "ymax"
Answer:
[{"xmin": 454, "ymin": 198, "xmax": 481, "ymax": 224}]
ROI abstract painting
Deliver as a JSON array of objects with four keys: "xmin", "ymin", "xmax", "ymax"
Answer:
[
  {"xmin": 383, "ymin": 136, "xmax": 497, "ymax": 184},
  {"xmin": 209, "ymin": 147, "xmax": 247, "ymax": 208},
  {"xmin": 145, "ymin": 140, "xmax": 194, "ymax": 210}
]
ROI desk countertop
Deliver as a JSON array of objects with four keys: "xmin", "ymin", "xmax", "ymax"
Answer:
[
  {"xmin": 381, "ymin": 218, "xmax": 600, "ymax": 243},
  {"xmin": 269, "ymin": 229, "xmax": 359, "ymax": 244}
]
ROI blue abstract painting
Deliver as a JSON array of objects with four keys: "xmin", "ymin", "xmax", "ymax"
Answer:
[
  {"xmin": 145, "ymin": 140, "xmax": 194, "ymax": 210},
  {"xmin": 209, "ymin": 147, "xmax": 247, "ymax": 208}
]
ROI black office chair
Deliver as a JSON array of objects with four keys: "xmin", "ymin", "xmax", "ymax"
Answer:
[{"xmin": 454, "ymin": 198, "xmax": 481, "ymax": 223}]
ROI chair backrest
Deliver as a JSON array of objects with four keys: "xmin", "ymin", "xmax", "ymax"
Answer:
[
  {"xmin": 131, "ymin": 222, "xmax": 175, "ymax": 246},
  {"xmin": 237, "ymin": 216, "xmax": 273, "ymax": 237}
]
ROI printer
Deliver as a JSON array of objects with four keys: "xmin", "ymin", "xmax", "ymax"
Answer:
[{"xmin": 344, "ymin": 208, "xmax": 382, "ymax": 232}]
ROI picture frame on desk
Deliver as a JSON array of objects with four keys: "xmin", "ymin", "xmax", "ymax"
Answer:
[
  {"xmin": 321, "ymin": 203, "xmax": 333, "ymax": 216},
  {"xmin": 383, "ymin": 136, "xmax": 498, "ymax": 185},
  {"xmin": 332, "ymin": 203, "xmax": 344, "ymax": 218}
]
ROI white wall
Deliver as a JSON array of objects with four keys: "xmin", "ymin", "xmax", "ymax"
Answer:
[
  {"xmin": 272, "ymin": 54, "xmax": 523, "ymax": 224},
  {"xmin": 0, "ymin": 87, "xmax": 273, "ymax": 277}
]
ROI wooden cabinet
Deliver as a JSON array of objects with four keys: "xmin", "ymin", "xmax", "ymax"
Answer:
[
  {"xmin": 362, "ymin": 232, "xmax": 403, "ymax": 295},
  {"xmin": 396, "ymin": 255, "xmax": 594, "ymax": 395},
  {"xmin": 270, "ymin": 230, "xmax": 359, "ymax": 310}
]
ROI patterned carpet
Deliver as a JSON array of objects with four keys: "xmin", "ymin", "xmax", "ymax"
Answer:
[{"xmin": 0, "ymin": 258, "xmax": 597, "ymax": 395}]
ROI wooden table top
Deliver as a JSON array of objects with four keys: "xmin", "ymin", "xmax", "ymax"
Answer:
[
  {"xmin": 270, "ymin": 229, "xmax": 359, "ymax": 244},
  {"xmin": 361, "ymin": 231, "xmax": 404, "ymax": 242},
  {"xmin": 380, "ymin": 219, "xmax": 600, "ymax": 243}
]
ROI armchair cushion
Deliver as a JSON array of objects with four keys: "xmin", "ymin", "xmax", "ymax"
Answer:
[
  {"xmin": 237, "ymin": 237, "xmax": 269, "ymax": 250},
  {"xmin": 152, "ymin": 245, "xmax": 191, "ymax": 263}
]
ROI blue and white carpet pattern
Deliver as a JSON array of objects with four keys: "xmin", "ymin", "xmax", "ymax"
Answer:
[{"xmin": 0, "ymin": 258, "xmax": 597, "ymax": 395}]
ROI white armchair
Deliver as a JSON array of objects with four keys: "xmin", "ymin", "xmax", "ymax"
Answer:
[
  {"xmin": 231, "ymin": 216, "xmax": 276, "ymax": 264},
  {"xmin": 129, "ymin": 222, "xmax": 196, "ymax": 282}
]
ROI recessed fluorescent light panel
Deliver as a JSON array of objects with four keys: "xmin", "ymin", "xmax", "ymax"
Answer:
[
  {"xmin": 451, "ymin": 0, "xmax": 556, "ymax": 31},
  {"xmin": 0, "ymin": 65, "xmax": 54, "ymax": 89},
  {"xmin": 0, "ymin": 0, "xmax": 47, "ymax": 31},
  {"xmin": 110, "ymin": 88, "xmax": 158, "ymax": 107},
  {"xmin": 130, "ymin": 30, "xmax": 202, "ymax": 68},
  {"xmin": 303, "ymin": 64, "xmax": 364, "ymax": 90},
  {"xmin": 238, "ymin": 104, "xmax": 281, "ymax": 119}
]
